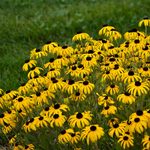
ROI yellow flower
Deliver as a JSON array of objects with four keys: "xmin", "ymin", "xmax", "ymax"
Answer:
[
  {"xmin": 81, "ymin": 124, "xmax": 104, "ymax": 145},
  {"xmin": 30, "ymin": 48, "xmax": 47, "ymax": 59},
  {"xmin": 117, "ymin": 91, "xmax": 135, "ymax": 104},
  {"xmin": 22, "ymin": 59, "xmax": 37, "ymax": 71},
  {"xmin": 139, "ymin": 17, "xmax": 150, "ymax": 27},
  {"xmin": 68, "ymin": 111, "xmax": 92, "ymax": 128},
  {"xmin": 72, "ymin": 32, "xmax": 90, "ymax": 41},
  {"xmin": 58, "ymin": 128, "xmax": 74, "ymax": 144},
  {"xmin": 127, "ymin": 80, "xmax": 149, "ymax": 96},
  {"xmin": 78, "ymin": 80, "xmax": 95, "ymax": 94},
  {"xmin": 142, "ymin": 135, "xmax": 150, "ymax": 149},
  {"xmin": 108, "ymin": 123, "xmax": 125, "ymax": 137},
  {"xmin": 118, "ymin": 133, "xmax": 134, "ymax": 149},
  {"xmin": 101, "ymin": 105, "xmax": 117, "ymax": 117},
  {"xmin": 105, "ymin": 84, "xmax": 119, "ymax": 95},
  {"xmin": 49, "ymin": 113, "xmax": 67, "ymax": 127}
]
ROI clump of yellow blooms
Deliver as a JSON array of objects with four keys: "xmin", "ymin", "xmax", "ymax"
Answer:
[{"xmin": 0, "ymin": 18, "xmax": 150, "ymax": 150}]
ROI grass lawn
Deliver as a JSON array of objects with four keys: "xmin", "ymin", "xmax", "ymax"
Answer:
[{"xmin": 0, "ymin": 0, "xmax": 150, "ymax": 90}]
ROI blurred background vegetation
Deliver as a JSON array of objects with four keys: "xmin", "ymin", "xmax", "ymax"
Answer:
[{"xmin": 0, "ymin": 0, "xmax": 149, "ymax": 90}]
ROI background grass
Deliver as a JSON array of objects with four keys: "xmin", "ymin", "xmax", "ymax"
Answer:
[{"xmin": 0, "ymin": 0, "xmax": 150, "ymax": 91}]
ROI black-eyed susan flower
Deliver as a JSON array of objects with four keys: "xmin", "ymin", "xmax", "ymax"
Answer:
[
  {"xmin": 70, "ymin": 131, "xmax": 81, "ymax": 144},
  {"xmin": 138, "ymin": 66, "xmax": 150, "ymax": 77},
  {"xmin": 118, "ymin": 133, "xmax": 134, "ymax": 149},
  {"xmin": 0, "ymin": 113, "xmax": 11, "ymax": 126},
  {"xmin": 108, "ymin": 123, "xmax": 125, "ymax": 137},
  {"xmin": 108, "ymin": 118, "xmax": 119, "ymax": 127},
  {"xmin": 17, "ymin": 82, "xmax": 32, "ymax": 95},
  {"xmin": 99, "ymin": 25, "xmax": 115, "ymax": 36},
  {"xmin": 58, "ymin": 128, "xmax": 74, "ymax": 144},
  {"xmin": 139, "ymin": 17, "xmax": 150, "ymax": 27},
  {"xmin": 34, "ymin": 116, "xmax": 49, "ymax": 128},
  {"xmin": 42, "ymin": 41, "xmax": 58, "ymax": 53},
  {"xmin": 127, "ymin": 80, "xmax": 149, "ymax": 96},
  {"xmin": 69, "ymin": 91, "xmax": 86, "ymax": 101},
  {"xmin": 13, "ymin": 96, "xmax": 31, "ymax": 110},
  {"xmin": 68, "ymin": 111, "xmax": 92, "ymax": 128},
  {"xmin": 48, "ymin": 77, "xmax": 65, "ymax": 91},
  {"xmin": 97, "ymin": 94, "xmax": 114, "ymax": 107},
  {"xmin": 63, "ymin": 79, "xmax": 79, "ymax": 94},
  {"xmin": 47, "ymin": 68, "xmax": 61, "ymax": 78},
  {"xmin": 13, "ymin": 144, "xmax": 24, "ymax": 150},
  {"xmin": 129, "ymin": 116, "xmax": 147, "ymax": 133},
  {"xmin": 81, "ymin": 56, "xmax": 97, "ymax": 68},
  {"xmin": 138, "ymin": 45, "xmax": 150, "ymax": 59},
  {"xmin": 22, "ymin": 59, "xmax": 37, "ymax": 71},
  {"xmin": 49, "ymin": 113, "xmax": 67, "ymax": 127},
  {"xmin": 121, "ymin": 70, "xmax": 141, "ymax": 83},
  {"xmin": 78, "ymin": 80, "xmax": 94, "ymax": 94},
  {"xmin": 48, "ymin": 103, "xmax": 69, "ymax": 116},
  {"xmin": 142, "ymin": 135, "xmax": 150, "ymax": 150},
  {"xmin": 105, "ymin": 84, "xmax": 119, "ymax": 95},
  {"xmin": 30, "ymin": 48, "xmax": 47, "ymax": 59},
  {"xmin": 2, "ymin": 120, "xmax": 16, "ymax": 134},
  {"xmin": 117, "ymin": 91, "xmax": 135, "ymax": 104},
  {"xmin": 72, "ymin": 32, "xmax": 90, "ymax": 41},
  {"xmin": 27, "ymin": 66, "xmax": 43, "ymax": 79},
  {"xmin": 101, "ymin": 105, "xmax": 117, "ymax": 117},
  {"xmin": 81, "ymin": 124, "xmax": 104, "ymax": 145},
  {"xmin": 23, "ymin": 118, "xmax": 37, "ymax": 133},
  {"xmin": 24, "ymin": 144, "xmax": 35, "ymax": 150}
]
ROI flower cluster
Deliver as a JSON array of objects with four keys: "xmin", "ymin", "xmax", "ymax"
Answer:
[{"xmin": 0, "ymin": 17, "xmax": 150, "ymax": 150}]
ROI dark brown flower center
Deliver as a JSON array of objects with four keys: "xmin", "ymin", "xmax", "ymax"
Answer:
[
  {"xmin": 78, "ymin": 64, "xmax": 84, "ymax": 68},
  {"xmin": 104, "ymin": 106, "xmax": 109, "ymax": 110},
  {"xmin": 36, "ymin": 92, "xmax": 41, "ymax": 96},
  {"xmin": 61, "ymin": 130, "xmax": 66, "ymax": 134},
  {"xmin": 109, "ymin": 58, "xmax": 116, "ymax": 62},
  {"xmin": 123, "ymin": 136, "xmax": 129, "ymax": 140},
  {"xmin": 25, "ymin": 59, "xmax": 30, "ymax": 63},
  {"xmin": 90, "ymin": 126, "xmax": 97, "ymax": 131},
  {"xmin": 44, "ymin": 107, "xmax": 49, "ymax": 111},
  {"xmin": 54, "ymin": 104, "xmax": 60, "ymax": 109},
  {"xmin": 88, "ymin": 50, "xmax": 94, "ymax": 54},
  {"xmin": 62, "ymin": 46, "xmax": 68, "ymax": 49},
  {"xmin": 106, "ymin": 71, "xmax": 110, "ymax": 74},
  {"xmin": 57, "ymin": 55, "xmax": 62, "ymax": 59},
  {"xmin": 49, "ymin": 58, "xmax": 55, "ymax": 62},
  {"xmin": 39, "ymin": 116, "xmax": 44, "ymax": 120},
  {"xmin": 135, "ymin": 81, "xmax": 141, "ymax": 86},
  {"xmin": 75, "ymin": 92, "xmax": 80, "ymax": 96},
  {"xmin": 0, "ymin": 114, "xmax": 4, "ymax": 118},
  {"xmin": 114, "ymin": 64, "xmax": 119, "ymax": 69},
  {"xmin": 134, "ymin": 117, "xmax": 140, "ymax": 122},
  {"xmin": 71, "ymin": 133, "xmax": 76, "ymax": 137},
  {"xmin": 72, "ymin": 66, "xmax": 77, "ymax": 70},
  {"xmin": 143, "ymin": 67, "xmax": 148, "ymax": 71},
  {"xmin": 110, "ymin": 84, "xmax": 115, "ymax": 88},
  {"xmin": 18, "ymin": 97, "xmax": 23, "ymax": 102},
  {"xmin": 86, "ymin": 56, "xmax": 92, "ymax": 61},
  {"xmin": 136, "ymin": 110, "xmax": 143, "ymax": 116},
  {"xmin": 68, "ymin": 80, "xmax": 75, "ymax": 85},
  {"xmin": 25, "ymin": 145, "xmax": 29, "ymax": 149},
  {"xmin": 134, "ymin": 39, "xmax": 140, "ymax": 44},
  {"xmin": 76, "ymin": 113, "xmax": 83, "ymax": 119},
  {"xmin": 83, "ymin": 81, "xmax": 89, "ymax": 85},
  {"xmin": 50, "ymin": 68, "xmax": 55, "ymax": 71},
  {"xmin": 35, "ymin": 48, "xmax": 41, "ymax": 52},
  {"xmin": 124, "ymin": 92, "xmax": 131, "ymax": 96},
  {"xmin": 128, "ymin": 71, "xmax": 134, "ymax": 76},
  {"xmin": 53, "ymin": 114, "xmax": 59, "ymax": 119},
  {"xmin": 113, "ymin": 123, "xmax": 119, "ymax": 128}
]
